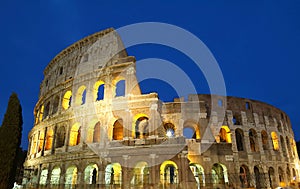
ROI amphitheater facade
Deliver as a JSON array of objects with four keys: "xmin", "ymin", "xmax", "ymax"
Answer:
[{"xmin": 23, "ymin": 28, "xmax": 300, "ymax": 189}]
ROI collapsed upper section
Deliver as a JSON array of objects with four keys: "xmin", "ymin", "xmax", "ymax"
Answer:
[{"xmin": 40, "ymin": 28, "xmax": 129, "ymax": 97}]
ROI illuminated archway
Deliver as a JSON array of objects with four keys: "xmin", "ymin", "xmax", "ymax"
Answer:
[
  {"xmin": 38, "ymin": 131, "xmax": 45, "ymax": 153},
  {"xmin": 164, "ymin": 123, "xmax": 175, "ymax": 138},
  {"xmin": 105, "ymin": 163, "xmax": 122, "ymax": 185},
  {"xmin": 189, "ymin": 163, "xmax": 205, "ymax": 186},
  {"xmin": 65, "ymin": 166, "xmax": 78, "ymax": 185},
  {"xmin": 62, "ymin": 91, "xmax": 72, "ymax": 110},
  {"xmin": 45, "ymin": 128, "xmax": 54, "ymax": 150},
  {"xmin": 84, "ymin": 164, "xmax": 98, "ymax": 184},
  {"xmin": 271, "ymin": 132, "xmax": 279, "ymax": 151},
  {"xmin": 69, "ymin": 123, "xmax": 81, "ymax": 146},
  {"xmin": 160, "ymin": 160, "xmax": 179, "ymax": 184},
  {"xmin": 218, "ymin": 126, "xmax": 231, "ymax": 143},
  {"xmin": 211, "ymin": 163, "xmax": 228, "ymax": 185},
  {"xmin": 131, "ymin": 161, "xmax": 149, "ymax": 185},
  {"xmin": 75, "ymin": 85, "xmax": 87, "ymax": 105},
  {"xmin": 133, "ymin": 114, "xmax": 149, "ymax": 139},
  {"xmin": 50, "ymin": 166, "xmax": 61, "ymax": 185},
  {"xmin": 113, "ymin": 119, "xmax": 123, "ymax": 140},
  {"xmin": 39, "ymin": 169, "xmax": 48, "ymax": 185}
]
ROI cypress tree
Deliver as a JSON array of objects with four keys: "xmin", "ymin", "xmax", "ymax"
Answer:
[{"xmin": 0, "ymin": 93, "xmax": 23, "ymax": 189}]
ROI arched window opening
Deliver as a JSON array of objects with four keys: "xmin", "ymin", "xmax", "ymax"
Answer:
[
  {"xmin": 39, "ymin": 169, "xmax": 48, "ymax": 185},
  {"xmin": 291, "ymin": 139, "xmax": 297, "ymax": 157},
  {"xmin": 43, "ymin": 102, "xmax": 50, "ymax": 120},
  {"xmin": 52, "ymin": 96, "xmax": 59, "ymax": 114},
  {"xmin": 75, "ymin": 85, "xmax": 87, "ymax": 105},
  {"xmin": 62, "ymin": 91, "xmax": 72, "ymax": 110},
  {"xmin": 218, "ymin": 126, "xmax": 231, "ymax": 143},
  {"xmin": 164, "ymin": 123, "xmax": 175, "ymax": 138},
  {"xmin": 45, "ymin": 128, "xmax": 54, "ymax": 151},
  {"xmin": 113, "ymin": 119, "xmax": 123, "ymax": 140},
  {"xmin": 160, "ymin": 160, "xmax": 179, "ymax": 184},
  {"xmin": 93, "ymin": 122, "xmax": 100, "ymax": 143},
  {"xmin": 292, "ymin": 168, "xmax": 296, "ymax": 182},
  {"xmin": 131, "ymin": 162, "xmax": 149, "ymax": 186},
  {"xmin": 50, "ymin": 167, "xmax": 61, "ymax": 185},
  {"xmin": 249, "ymin": 129, "xmax": 258, "ymax": 152},
  {"xmin": 135, "ymin": 116, "xmax": 149, "ymax": 139},
  {"xmin": 105, "ymin": 163, "xmax": 122, "ymax": 185},
  {"xmin": 38, "ymin": 131, "xmax": 45, "ymax": 153},
  {"xmin": 268, "ymin": 167, "xmax": 275, "ymax": 189},
  {"xmin": 277, "ymin": 122, "xmax": 283, "ymax": 133},
  {"xmin": 261, "ymin": 130, "xmax": 269, "ymax": 150},
  {"xmin": 239, "ymin": 165, "xmax": 250, "ymax": 188},
  {"xmin": 183, "ymin": 121, "xmax": 200, "ymax": 139},
  {"xmin": 94, "ymin": 81, "xmax": 105, "ymax": 101},
  {"xmin": 235, "ymin": 129, "xmax": 244, "ymax": 151},
  {"xmin": 84, "ymin": 164, "xmax": 98, "ymax": 184},
  {"xmin": 189, "ymin": 163, "xmax": 205, "ymax": 187},
  {"xmin": 278, "ymin": 167, "xmax": 285, "ymax": 187},
  {"xmin": 211, "ymin": 163, "xmax": 228, "ymax": 185},
  {"xmin": 69, "ymin": 123, "xmax": 81, "ymax": 146},
  {"xmin": 280, "ymin": 135, "xmax": 287, "ymax": 156},
  {"xmin": 56, "ymin": 126, "xmax": 66, "ymax": 148},
  {"xmin": 287, "ymin": 167, "xmax": 291, "ymax": 184},
  {"xmin": 254, "ymin": 166, "xmax": 262, "ymax": 189},
  {"xmin": 286, "ymin": 136, "xmax": 292, "ymax": 157},
  {"xmin": 31, "ymin": 134, "xmax": 38, "ymax": 154},
  {"xmin": 271, "ymin": 132, "xmax": 279, "ymax": 151},
  {"xmin": 232, "ymin": 115, "xmax": 240, "ymax": 125},
  {"xmin": 38, "ymin": 105, "xmax": 44, "ymax": 122},
  {"xmin": 65, "ymin": 166, "xmax": 78, "ymax": 185},
  {"xmin": 115, "ymin": 80, "xmax": 125, "ymax": 97}
]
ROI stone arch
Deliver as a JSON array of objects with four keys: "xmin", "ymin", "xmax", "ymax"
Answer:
[
  {"xmin": 52, "ymin": 96, "xmax": 59, "ymax": 114},
  {"xmin": 84, "ymin": 164, "xmax": 98, "ymax": 184},
  {"xmin": 160, "ymin": 160, "xmax": 179, "ymax": 184},
  {"xmin": 235, "ymin": 128, "xmax": 244, "ymax": 151},
  {"xmin": 131, "ymin": 161, "xmax": 150, "ymax": 185},
  {"xmin": 45, "ymin": 128, "xmax": 54, "ymax": 151},
  {"xmin": 286, "ymin": 136, "xmax": 292, "ymax": 157},
  {"xmin": 94, "ymin": 80, "xmax": 105, "ymax": 101},
  {"xmin": 280, "ymin": 135, "xmax": 287, "ymax": 156},
  {"xmin": 133, "ymin": 114, "xmax": 149, "ymax": 139},
  {"xmin": 218, "ymin": 126, "xmax": 231, "ymax": 143},
  {"xmin": 278, "ymin": 166, "xmax": 285, "ymax": 187},
  {"xmin": 62, "ymin": 90, "xmax": 72, "ymax": 110},
  {"xmin": 254, "ymin": 166, "xmax": 264, "ymax": 189},
  {"xmin": 189, "ymin": 163, "xmax": 205, "ymax": 187},
  {"xmin": 75, "ymin": 85, "xmax": 87, "ymax": 105},
  {"xmin": 249, "ymin": 129, "xmax": 259, "ymax": 152},
  {"xmin": 164, "ymin": 122, "xmax": 175, "ymax": 138},
  {"xmin": 271, "ymin": 132, "xmax": 279, "ymax": 151},
  {"xmin": 268, "ymin": 167, "xmax": 276, "ymax": 189},
  {"xmin": 105, "ymin": 163, "xmax": 122, "ymax": 185},
  {"xmin": 114, "ymin": 77, "xmax": 126, "ymax": 97},
  {"xmin": 39, "ymin": 168, "xmax": 48, "ymax": 185},
  {"xmin": 113, "ymin": 119, "xmax": 123, "ymax": 140},
  {"xmin": 31, "ymin": 133, "xmax": 38, "ymax": 154},
  {"xmin": 38, "ymin": 105, "xmax": 44, "ymax": 122},
  {"xmin": 43, "ymin": 101, "xmax": 50, "ymax": 120},
  {"xmin": 65, "ymin": 165, "xmax": 78, "ymax": 185},
  {"xmin": 56, "ymin": 126, "xmax": 66, "ymax": 148},
  {"xmin": 239, "ymin": 165, "xmax": 250, "ymax": 188},
  {"xmin": 69, "ymin": 123, "xmax": 81, "ymax": 146},
  {"xmin": 261, "ymin": 130, "xmax": 269, "ymax": 150},
  {"xmin": 211, "ymin": 163, "xmax": 228, "ymax": 185},
  {"xmin": 183, "ymin": 120, "xmax": 200, "ymax": 139},
  {"xmin": 50, "ymin": 166, "xmax": 61, "ymax": 185},
  {"xmin": 38, "ymin": 130, "xmax": 45, "ymax": 153}
]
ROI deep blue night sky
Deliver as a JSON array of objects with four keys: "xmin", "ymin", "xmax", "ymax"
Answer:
[{"xmin": 0, "ymin": 1, "xmax": 299, "ymax": 150}]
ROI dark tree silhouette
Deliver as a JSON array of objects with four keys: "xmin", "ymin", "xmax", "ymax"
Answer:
[
  {"xmin": 297, "ymin": 141, "xmax": 300, "ymax": 159},
  {"xmin": 0, "ymin": 93, "xmax": 23, "ymax": 189}
]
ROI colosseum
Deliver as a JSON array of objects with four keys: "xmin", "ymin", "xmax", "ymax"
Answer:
[{"xmin": 22, "ymin": 28, "xmax": 300, "ymax": 189}]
